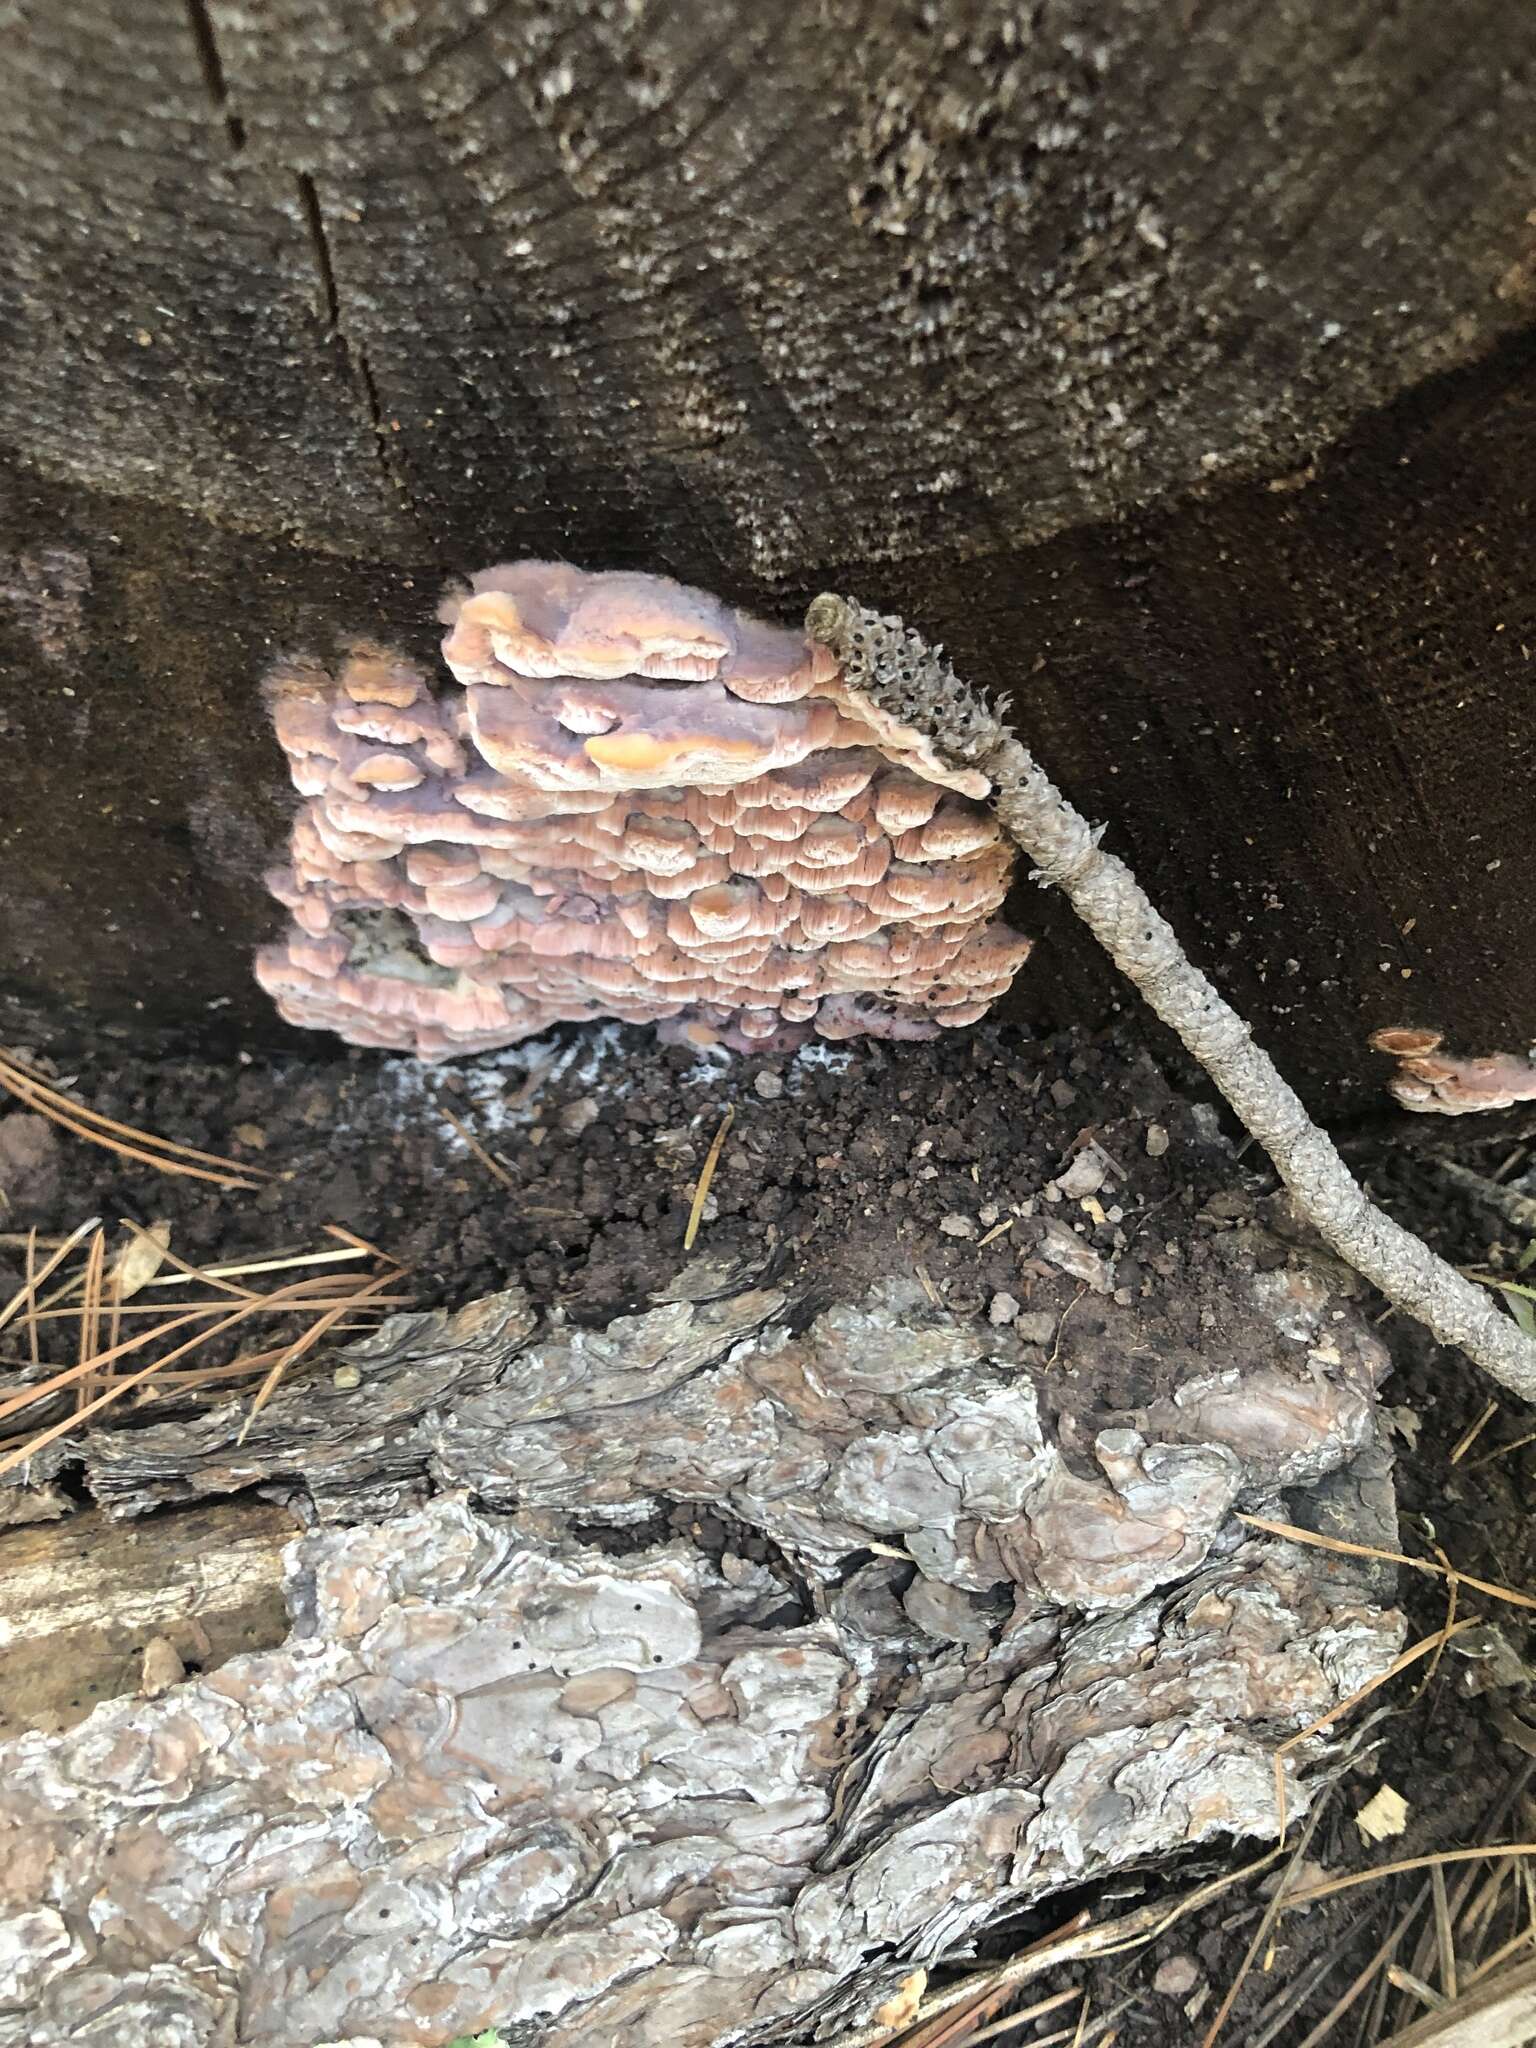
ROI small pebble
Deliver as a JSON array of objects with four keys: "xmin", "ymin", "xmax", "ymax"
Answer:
[
  {"xmin": 988, "ymin": 1291, "xmax": 1021, "ymax": 1325},
  {"xmin": 140, "ymin": 1636, "xmax": 186, "ymax": 1698},
  {"xmin": 1153, "ymin": 1956, "xmax": 1201, "ymax": 1998},
  {"xmin": 1013, "ymin": 1310, "xmax": 1058, "ymax": 1346},
  {"xmin": 0, "ymin": 1111, "xmax": 62, "ymax": 1209},
  {"xmin": 939, "ymin": 1213, "xmax": 977, "ymax": 1239},
  {"xmin": 333, "ymin": 1363, "xmax": 362, "ymax": 1390},
  {"xmin": 1145, "ymin": 1123, "xmax": 1169, "ymax": 1157},
  {"xmin": 1056, "ymin": 1149, "xmax": 1106, "ymax": 1199},
  {"xmin": 753, "ymin": 1072, "xmax": 784, "ymax": 1101}
]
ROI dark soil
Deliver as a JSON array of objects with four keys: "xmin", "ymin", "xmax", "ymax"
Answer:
[
  {"xmin": 5, "ymin": 1015, "xmax": 1536, "ymax": 2045},
  {"xmin": 0, "ymin": 1015, "xmax": 1248, "ymax": 1357}
]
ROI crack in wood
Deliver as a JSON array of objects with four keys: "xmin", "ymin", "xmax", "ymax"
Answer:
[
  {"xmin": 293, "ymin": 171, "xmax": 427, "ymax": 538},
  {"xmin": 293, "ymin": 171, "xmax": 340, "ymax": 333},
  {"xmin": 182, "ymin": 0, "xmax": 245, "ymax": 154}
]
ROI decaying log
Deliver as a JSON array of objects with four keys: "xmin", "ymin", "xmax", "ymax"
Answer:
[
  {"xmin": 0, "ymin": 1484, "xmax": 1399, "ymax": 2048},
  {"xmin": 30, "ymin": 1263, "xmax": 1386, "ymax": 1604},
  {"xmin": 0, "ymin": 1501, "xmax": 291, "ymax": 1739},
  {"xmin": 0, "ymin": 1246, "xmax": 1405, "ymax": 2046}
]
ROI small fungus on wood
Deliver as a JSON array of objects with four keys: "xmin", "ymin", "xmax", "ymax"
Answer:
[
  {"xmin": 256, "ymin": 566, "xmax": 1031, "ymax": 1058},
  {"xmin": 1370, "ymin": 1027, "xmax": 1536, "ymax": 1115}
]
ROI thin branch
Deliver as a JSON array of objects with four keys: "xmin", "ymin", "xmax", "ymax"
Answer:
[
  {"xmin": 1235, "ymin": 1514, "xmax": 1536, "ymax": 1614},
  {"xmin": 806, "ymin": 594, "xmax": 1536, "ymax": 1403}
]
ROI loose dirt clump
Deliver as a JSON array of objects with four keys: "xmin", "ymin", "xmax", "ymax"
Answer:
[{"xmin": 2, "ymin": 1017, "xmax": 1245, "ymax": 1355}]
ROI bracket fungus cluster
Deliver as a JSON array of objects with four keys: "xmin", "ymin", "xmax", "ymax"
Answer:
[
  {"xmin": 256, "ymin": 566, "xmax": 1031, "ymax": 1058},
  {"xmin": 1371, "ymin": 1027, "xmax": 1536, "ymax": 1114}
]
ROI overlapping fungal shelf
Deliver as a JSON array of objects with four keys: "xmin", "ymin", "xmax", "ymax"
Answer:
[
  {"xmin": 256, "ymin": 564, "xmax": 1031, "ymax": 1058},
  {"xmin": 1370, "ymin": 1027, "xmax": 1536, "ymax": 1114}
]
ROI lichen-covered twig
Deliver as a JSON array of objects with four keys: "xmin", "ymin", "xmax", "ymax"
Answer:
[{"xmin": 807, "ymin": 594, "xmax": 1536, "ymax": 1405}]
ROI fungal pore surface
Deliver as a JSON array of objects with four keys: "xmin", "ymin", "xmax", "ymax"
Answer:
[{"xmin": 256, "ymin": 565, "xmax": 1031, "ymax": 1058}]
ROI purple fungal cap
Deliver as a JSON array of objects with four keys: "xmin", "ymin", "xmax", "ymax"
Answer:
[{"xmin": 257, "ymin": 565, "xmax": 1032, "ymax": 1059}]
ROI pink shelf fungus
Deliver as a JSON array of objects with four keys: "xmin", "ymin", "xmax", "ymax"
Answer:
[
  {"xmin": 1371, "ymin": 1027, "xmax": 1536, "ymax": 1115},
  {"xmin": 256, "ymin": 566, "xmax": 1031, "ymax": 1059}
]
